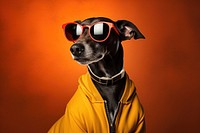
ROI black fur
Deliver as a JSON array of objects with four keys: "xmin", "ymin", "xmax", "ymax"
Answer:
[{"xmin": 70, "ymin": 17, "xmax": 144, "ymax": 127}]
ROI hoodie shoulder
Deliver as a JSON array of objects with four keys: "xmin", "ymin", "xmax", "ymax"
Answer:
[{"xmin": 66, "ymin": 85, "xmax": 87, "ymax": 112}]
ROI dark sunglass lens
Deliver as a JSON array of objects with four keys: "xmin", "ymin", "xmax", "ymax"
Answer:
[
  {"xmin": 90, "ymin": 23, "xmax": 109, "ymax": 41},
  {"xmin": 65, "ymin": 24, "xmax": 82, "ymax": 41}
]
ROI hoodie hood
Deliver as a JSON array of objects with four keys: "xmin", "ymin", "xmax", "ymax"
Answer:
[{"xmin": 78, "ymin": 72, "xmax": 136, "ymax": 104}]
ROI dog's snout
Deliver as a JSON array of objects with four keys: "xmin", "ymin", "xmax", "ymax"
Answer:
[{"xmin": 70, "ymin": 43, "xmax": 85, "ymax": 57}]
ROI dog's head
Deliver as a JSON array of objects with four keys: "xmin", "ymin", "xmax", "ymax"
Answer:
[{"xmin": 62, "ymin": 17, "xmax": 145, "ymax": 65}]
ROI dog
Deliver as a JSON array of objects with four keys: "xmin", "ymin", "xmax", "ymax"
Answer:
[{"xmin": 48, "ymin": 17, "xmax": 146, "ymax": 133}]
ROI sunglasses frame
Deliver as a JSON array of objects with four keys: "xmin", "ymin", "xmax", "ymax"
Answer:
[{"xmin": 62, "ymin": 21, "xmax": 120, "ymax": 42}]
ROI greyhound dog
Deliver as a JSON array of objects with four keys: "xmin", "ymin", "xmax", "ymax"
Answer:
[{"xmin": 48, "ymin": 17, "xmax": 145, "ymax": 133}]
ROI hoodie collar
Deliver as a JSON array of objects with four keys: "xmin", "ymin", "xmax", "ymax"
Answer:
[{"xmin": 78, "ymin": 72, "xmax": 136, "ymax": 104}]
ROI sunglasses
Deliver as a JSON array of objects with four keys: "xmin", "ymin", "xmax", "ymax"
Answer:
[{"xmin": 62, "ymin": 21, "xmax": 120, "ymax": 42}]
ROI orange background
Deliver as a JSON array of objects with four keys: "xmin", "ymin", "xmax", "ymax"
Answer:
[{"xmin": 0, "ymin": 0, "xmax": 200, "ymax": 132}]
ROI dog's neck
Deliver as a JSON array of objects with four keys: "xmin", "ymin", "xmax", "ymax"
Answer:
[
  {"xmin": 87, "ymin": 42, "xmax": 126, "ymax": 124},
  {"xmin": 88, "ymin": 43, "xmax": 124, "ymax": 79}
]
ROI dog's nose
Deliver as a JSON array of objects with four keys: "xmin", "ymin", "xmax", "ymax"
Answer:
[{"xmin": 70, "ymin": 43, "xmax": 85, "ymax": 57}]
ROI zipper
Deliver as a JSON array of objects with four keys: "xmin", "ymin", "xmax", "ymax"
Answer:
[{"xmin": 104, "ymin": 100, "xmax": 120, "ymax": 133}]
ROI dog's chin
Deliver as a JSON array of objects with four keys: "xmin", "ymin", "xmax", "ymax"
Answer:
[{"xmin": 74, "ymin": 55, "xmax": 104, "ymax": 65}]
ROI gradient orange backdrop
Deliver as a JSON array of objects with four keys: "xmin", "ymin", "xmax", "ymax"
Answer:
[{"xmin": 0, "ymin": 0, "xmax": 200, "ymax": 132}]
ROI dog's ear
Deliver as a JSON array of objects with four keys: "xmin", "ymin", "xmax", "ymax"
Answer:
[{"xmin": 115, "ymin": 20, "xmax": 145, "ymax": 41}]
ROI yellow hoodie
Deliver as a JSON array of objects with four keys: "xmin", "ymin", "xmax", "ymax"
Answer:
[{"xmin": 48, "ymin": 73, "xmax": 145, "ymax": 133}]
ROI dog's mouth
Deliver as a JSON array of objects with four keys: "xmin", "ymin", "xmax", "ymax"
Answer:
[{"xmin": 73, "ymin": 54, "xmax": 104, "ymax": 65}]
